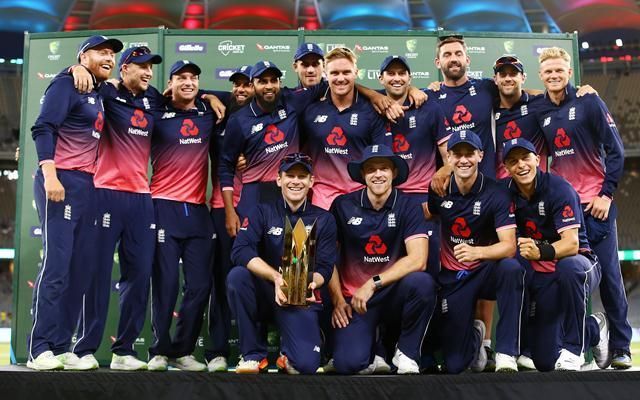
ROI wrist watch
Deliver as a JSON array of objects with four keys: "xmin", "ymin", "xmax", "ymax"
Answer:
[{"xmin": 372, "ymin": 275, "xmax": 382, "ymax": 290}]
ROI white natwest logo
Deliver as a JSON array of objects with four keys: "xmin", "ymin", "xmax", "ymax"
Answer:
[
  {"xmin": 267, "ymin": 226, "xmax": 283, "ymax": 236},
  {"xmin": 347, "ymin": 217, "xmax": 363, "ymax": 225},
  {"xmin": 441, "ymin": 200, "xmax": 453, "ymax": 209},
  {"xmin": 314, "ymin": 115, "xmax": 328, "ymax": 123}
]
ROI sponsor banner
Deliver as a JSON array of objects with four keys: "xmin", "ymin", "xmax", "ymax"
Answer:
[
  {"xmin": 218, "ymin": 40, "xmax": 246, "ymax": 56},
  {"xmin": 176, "ymin": 42, "xmax": 207, "ymax": 53},
  {"xmin": 256, "ymin": 43, "xmax": 291, "ymax": 53}
]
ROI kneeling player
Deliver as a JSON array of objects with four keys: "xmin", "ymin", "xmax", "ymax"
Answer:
[
  {"xmin": 503, "ymin": 138, "xmax": 610, "ymax": 371},
  {"xmin": 330, "ymin": 145, "xmax": 437, "ymax": 375},
  {"xmin": 227, "ymin": 153, "xmax": 337, "ymax": 374}
]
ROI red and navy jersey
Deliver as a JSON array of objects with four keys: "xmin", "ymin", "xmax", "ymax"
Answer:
[
  {"xmin": 331, "ymin": 189, "xmax": 428, "ymax": 298},
  {"xmin": 300, "ymin": 90, "xmax": 392, "ymax": 210},
  {"xmin": 231, "ymin": 198, "xmax": 337, "ymax": 285},
  {"xmin": 428, "ymin": 174, "xmax": 516, "ymax": 271},
  {"xmin": 506, "ymin": 170, "xmax": 590, "ymax": 273},
  {"xmin": 31, "ymin": 71, "xmax": 105, "ymax": 174},
  {"xmin": 427, "ymin": 78, "xmax": 498, "ymax": 178},
  {"xmin": 495, "ymin": 92, "xmax": 548, "ymax": 179},
  {"xmin": 219, "ymin": 85, "xmax": 324, "ymax": 190},
  {"xmin": 149, "ymin": 99, "xmax": 215, "ymax": 204},
  {"xmin": 388, "ymin": 97, "xmax": 451, "ymax": 193},
  {"xmin": 94, "ymin": 81, "xmax": 165, "ymax": 193},
  {"xmin": 537, "ymin": 86, "xmax": 624, "ymax": 202}
]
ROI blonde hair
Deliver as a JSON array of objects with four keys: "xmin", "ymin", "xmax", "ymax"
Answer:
[
  {"xmin": 538, "ymin": 47, "xmax": 571, "ymax": 65},
  {"xmin": 324, "ymin": 47, "xmax": 358, "ymax": 66}
]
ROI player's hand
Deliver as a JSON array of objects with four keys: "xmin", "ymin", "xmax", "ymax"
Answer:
[
  {"xmin": 163, "ymin": 86, "xmax": 172, "ymax": 97},
  {"xmin": 427, "ymin": 81, "xmax": 442, "ymax": 92},
  {"xmin": 430, "ymin": 165, "xmax": 453, "ymax": 197},
  {"xmin": 225, "ymin": 209, "xmax": 241, "ymax": 237},
  {"xmin": 72, "ymin": 65, "xmax": 94, "ymax": 93},
  {"xmin": 385, "ymin": 103, "xmax": 407, "ymax": 124},
  {"xmin": 306, "ymin": 280, "xmax": 318, "ymax": 303},
  {"xmin": 408, "ymin": 86, "xmax": 427, "ymax": 108},
  {"xmin": 274, "ymin": 274, "xmax": 288, "ymax": 306},
  {"xmin": 331, "ymin": 300, "xmax": 353, "ymax": 328},
  {"xmin": 236, "ymin": 154, "xmax": 247, "ymax": 171},
  {"xmin": 369, "ymin": 92, "xmax": 394, "ymax": 116},
  {"xmin": 576, "ymin": 84, "xmax": 598, "ymax": 97},
  {"xmin": 453, "ymin": 243, "xmax": 483, "ymax": 263},
  {"xmin": 44, "ymin": 175, "xmax": 65, "ymax": 202},
  {"xmin": 351, "ymin": 281, "xmax": 375, "ymax": 315},
  {"xmin": 584, "ymin": 195, "xmax": 611, "ymax": 220},
  {"xmin": 107, "ymin": 78, "xmax": 120, "ymax": 89},
  {"xmin": 202, "ymin": 94, "xmax": 226, "ymax": 124},
  {"xmin": 518, "ymin": 237, "xmax": 540, "ymax": 260}
]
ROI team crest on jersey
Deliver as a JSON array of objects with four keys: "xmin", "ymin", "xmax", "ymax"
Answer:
[
  {"xmin": 278, "ymin": 109, "xmax": 287, "ymax": 120},
  {"xmin": 473, "ymin": 201, "xmax": 482, "ymax": 216},
  {"xmin": 142, "ymin": 97, "xmax": 150, "ymax": 110},
  {"xmin": 408, "ymin": 116, "xmax": 416, "ymax": 128},
  {"xmin": 538, "ymin": 201, "xmax": 545, "ymax": 216},
  {"xmin": 387, "ymin": 213, "xmax": 396, "ymax": 228},
  {"xmin": 251, "ymin": 123, "xmax": 264, "ymax": 134},
  {"xmin": 64, "ymin": 205, "xmax": 72, "ymax": 220},
  {"xmin": 314, "ymin": 115, "xmax": 328, "ymax": 123},
  {"xmin": 568, "ymin": 107, "xmax": 576, "ymax": 121},
  {"xmin": 157, "ymin": 229, "xmax": 166, "ymax": 243},
  {"xmin": 469, "ymin": 86, "xmax": 477, "ymax": 96},
  {"xmin": 520, "ymin": 105, "xmax": 528, "ymax": 116},
  {"xmin": 543, "ymin": 117, "xmax": 551, "ymax": 127},
  {"xmin": 102, "ymin": 213, "xmax": 111, "ymax": 228},
  {"xmin": 349, "ymin": 113, "xmax": 358, "ymax": 126}
]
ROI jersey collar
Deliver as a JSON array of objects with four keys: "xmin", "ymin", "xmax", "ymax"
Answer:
[
  {"xmin": 359, "ymin": 188, "xmax": 398, "ymax": 211},
  {"xmin": 450, "ymin": 172, "xmax": 485, "ymax": 196},
  {"xmin": 543, "ymin": 84, "xmax": 576, "ymax": 106},
  {"xmin": 282, "ymin": 196, "xmax": 308, "ymax": 214}
]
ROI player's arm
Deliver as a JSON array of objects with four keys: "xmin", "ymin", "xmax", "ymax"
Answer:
[
  {"xmin": 356, "ymin": 84, "xmax": 406, "ymax": 123},
  {"xmin": 329, "ymin": 265, "xmax": 352, "ymax": 328},
  {"xmin": 219, "ymin": 116, "xmax": 245, "ymax": 237},
  {"xmin": 199, "ymin": 90, "xmax": 229, "ymax": 123},
  {"xmin": 518, "ymin": 228, "xmax": 578, "ymax": 261},
  {"xmin": 68, "ymin": 64, "xmax": 95, "ymax": 93},
  {"xmin": 454, "ymin": 227, "xmax": 516, "ymax": 262},
  {"xmin": 284, "ymin": 80, "xmax": 328, "ymax": 112},
  {"xmin": 313, "ymin": 214, "xmax": 338, "ymax": 289}
]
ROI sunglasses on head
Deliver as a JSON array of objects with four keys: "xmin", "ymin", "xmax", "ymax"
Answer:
[
  {"xmin": 281, "ymin": 153, "xmax": 312, "ymax": 165},
  {"xmin": 495, "ymin": 56, "xmax": 521, "ymax": 65},
  {"xmin": 438, "ymin": 35, "xmax": 465, "ymax": 42},
  {"xmin": 122, "ymin": 46, "xmax": 151, "ymax": 65}
]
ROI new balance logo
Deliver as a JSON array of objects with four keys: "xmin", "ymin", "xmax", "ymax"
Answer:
[
  {"xmin": 251, "ymin": 123, "xmax": 263, "ymax": 134},
  {"xmin": 441, "ymin": 200, "xmax": 453, "ymax": 209},
  {"xmin": 347, "ymin": 217, "xmax": 363, "ymax": 225},
  {"xmin": 543, "ymin": 117, "xmax": 551, "ymax": 127},
  {"xmin": 314, "ymin": 115, "xmax": 328, "ymax": 123},
  {"xmin": 267, "ymin": 226, "xmax": 283, "ymax": 236},
  {"xmin": 161, "ymin": 112, "xmax": 176, "ymax": 119}
]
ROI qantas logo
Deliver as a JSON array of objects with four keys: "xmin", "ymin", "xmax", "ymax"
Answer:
[
  {"xmin": 452, "ymin": 105, "xmax": 473, "ymax": 124},
  {"xmin": 365, "ymin": 235, "xmax": 387, "ymax": 255},
  {"xmin": 180, "ymin": 119, "xmax": 199, "ymax": 136},
  {"xmin": 554, "ymin": 128, "xmax": 571, "ymax": 148},
  {"xmin": 451, "ymin": 217, "xmax": 471, "ymax": 238},
  {"xmin": 263, "ymin": 124, "xmax": 285, "ymax": 144},
  {"xmin": 503, "ymin": 120, "xmax": 522, "ymax": 139},
  {"xmin": 326, "ymin": 126, "xmax": 347, "ymax": 146},
  {"xmin": 393, "ymin": 133, "xmax": 410, "ymax": 152},
  {"xmin": 525, "ymin": 220, "xmax": 543, "ymax": 240},
  {"xmin": 130, "ymin": 109, "xmax": 148, "ymax": 129}
]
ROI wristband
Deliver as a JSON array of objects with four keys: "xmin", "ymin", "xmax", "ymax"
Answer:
[{"xmin": 538, "ymin": 243, "xmax": 556, "ymax": 261}]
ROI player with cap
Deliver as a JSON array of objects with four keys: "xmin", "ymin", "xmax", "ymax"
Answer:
[
  {"xmin": 329, "ymin": 144, "xmax": 437, "ymax": 375},
  {"xmin": 205, "ymin": 64, "xmax": 254, "ymax": 372},
  {"xmin": 425, "ymin": 130, "xmax": 524, "ymax": 374},
  {"xmin": 69, "ymin": 45, "xmax": 165, "ymax": 370},
  {"xmin": 145, "ymin": 60, "xmax": 216, "ymax": 372},
  {"xmin": 503, "ymin": 138, "xmax": 611, "ymax": 371},
  {"xmin": 227, "ymin": 153, "xmax": 337, "ymax": 374},
  {"xmin": 28, "ymin": 34, "xmax": 123, "ymax": 371},
  {"xmin": 293, "ymin": 42, "xmax": 325, "ymax": 89},
  {"xmin": 536, "ymin": 47, "xmax": 631, "ymax": 369}
]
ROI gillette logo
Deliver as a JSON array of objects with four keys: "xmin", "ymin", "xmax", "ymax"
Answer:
[{"xmin": 176, "ymin": 43, "xmax": 207, "ymax": 53}]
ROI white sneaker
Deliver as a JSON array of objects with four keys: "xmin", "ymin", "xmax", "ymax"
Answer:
[
  {"xmin": 170, "ymin": 355, "xmax": 207, "ymax": 372},
  {"xmin": 26, "ymin": 350, "xmax": 64, "ymax": 371},
  {"xmin": 554, "ymin": 349, "xmax": 584, "ymax": 371},
  {"xmin": 591, "ymin": 312, "xmax": 612, "ymax": 369},
  {"xmin": 235, "ymin": 357, "xmax": 268, "ymax": 374},
  {"xmin": 495, "ymin": 352, "xmax": 518, "ymax": 372},
  {"xmin": 56, "ymin": 352, "xmax": 99, "ymax": 370},
  {"xmin": 372, "ymin": 355, "xmax": 392, "ymax": 374},
  {"xmin": 516, "ymin": 355, "xmax": 536, "ymax": 371},
  {"xmin": 322, "ymin": 358, "xmax": 336, "ymax": 374},
  {"xmin": 207, "ymin": 356, "xmax": 228, "ymax": 372},
  {"xmin": 392, "ymin": 349, "xmax": 419, "ymax": 375},
  {"xmin": 148, "ymin": 355, "xmax": 168, "ymax": 371},
  {"xmin": 110, "ymin": 354, "xmax": 148, "ymax": 371},
  {"xmin": 470, "ymin": 320, "xmax": 488, "ymax": 372}
]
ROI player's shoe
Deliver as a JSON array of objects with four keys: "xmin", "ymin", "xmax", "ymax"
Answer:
[
  {"xmin": 170, "ymin": 355, "xmax": 207, "ymax": 371},
  {"xmin": 516, "ymin": 355, "xmax": 536, "ymax": 371},
  {"xmin": 470, "ymin": 320, "xmax": 488, "ymax": 372},
  {"xmin": 235, "ymin": 357, "xmax": 268, "ymax": 374},
  {"xmin": 554, "ymin": 349, "xmax": 584, "ymax": 371},
  {"xmin": 207, "ymin": 356, "xmax": 228, "ymax": 372},
  {"xmin": 110, "ymin": 354, "xmax": 148, "ymax": 371},
  {"xmin": 148, "ymin": 355, "xmax": 168, "ymax": 371},
  {"xmin": 392, "ymin": 349, "xmax": 419, "ymax": 375},
  {"xmin": 56, "ymin": 352, "xmax": 99, "ymax": 370},
  {"xmin": 276, "ymin": 354, "xmax": 300, "ymax": 374},
  {"xmin": 483, "ymin": 346, "xmax": 496, "ymax": 372},
  {"xmin": 591, "ymin": 312, "xmax": 612, "ymax": 369},
  {"xmin": 26, "ymin": 350, "xmax": 64, "ymax": 371},
  {"xmin": 611, "ymin": 349, "xmax": 632, "ymax": 370},
  {"xmin": 495, "ymin": 353, "xmax": 518, "ymax": 372},
  {"xmin": 321, "ymin": 358, "xmax": 336, "ymax": 374},
  {"xmin": 372, "ymin": 355, "xmax": 392, "ymax": 374}
]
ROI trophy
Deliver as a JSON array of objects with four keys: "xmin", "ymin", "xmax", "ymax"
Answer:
[{"xmin": 280, "ymin": 217, "xmax": 317, "ymax": 306}]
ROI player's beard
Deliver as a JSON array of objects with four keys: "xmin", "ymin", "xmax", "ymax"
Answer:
[{"xmin": 442, "ymin": 60, "xmax": 467, "ymax": 81}]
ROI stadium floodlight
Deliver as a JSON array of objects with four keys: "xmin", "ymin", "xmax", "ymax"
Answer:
[
  {"xmin": 581, "ymin": 41, "xmax": 589, "ymax": 49},
  {"xmin": 616, "ymin": 38, "xmax": 623, "ymax": 47}
]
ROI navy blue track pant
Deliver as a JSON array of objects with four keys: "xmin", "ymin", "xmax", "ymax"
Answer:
[
  {"xmin": 438, "ymin": 259, "xmax": 525, "ymax": 374},
  {"xmin": 29, "ymin": 169, "xmax": 97, "ymax": 360},
  {"xmin": 73, "ymin": 188, "xmax": 155, "ymax": 357},
  {"xmin": 149, "ymin": 199, "xmax": 214, "ymax": 358}
]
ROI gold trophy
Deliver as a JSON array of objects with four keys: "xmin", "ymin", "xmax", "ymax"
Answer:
[{"xmin": 280, "ymin": 217, "xmax": 317, "ymax": 306}]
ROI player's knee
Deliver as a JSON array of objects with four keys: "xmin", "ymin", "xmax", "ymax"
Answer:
[
  {"xmin": 334, "ymin": 351, "xmax": 370, "ymax": 374},
  {"xmin": 401, "ymin": 271, "xmax": 437, "ymax": 297},
  {"xmin": 443, "ymin": 354, "xmax": 468, "ymax": 374},
  {"xmin": 226, "ymin": 266, "xmax": 250, "ymax": 292},
  {"xmin": 497, "ymin": 257, "xmax": 525, "ymax": 275},
  {"xmin": 289, "ymin": 353, "xmax": 320, "ymax": 374}
]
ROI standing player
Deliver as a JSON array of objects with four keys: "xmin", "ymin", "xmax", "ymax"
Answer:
[
  {"xmin": 425, "ymin": 130, "xmax": 524, "ymax": 374},
  {"xmin": 536, "ymin": 47, "xmax": 631, "ymax": 368},
  {"xmin": 503, "ymin": 138, "xmax": 611, "ymax": 371},
  {"xmin": 299, "ymin": 47, "xmax": 391, "ymax": 210},
  {"xmin": 28, "ymin": 35, "xmax": 123, "ymax": 371},
  {"xmin": 205, "ymin": 65, "xmax": 253, "ymax": 372},
  {"xmin": 293, "ymin": 42, "xmax": 324, "ymax": 89},
  {"xmin": 71, "ymin": 46, "xmax": 164, "ymax": 370},
  {"xmin": 330, "ymin": 145, "xmax": 437, "ymax": 374},
  {"xmin": 227, "ymin": 153, "xmax": 337, "ymax": 374},
  {"xmin": 146, "ymin": 60, "xmax": 214, "ymax": 372}
]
